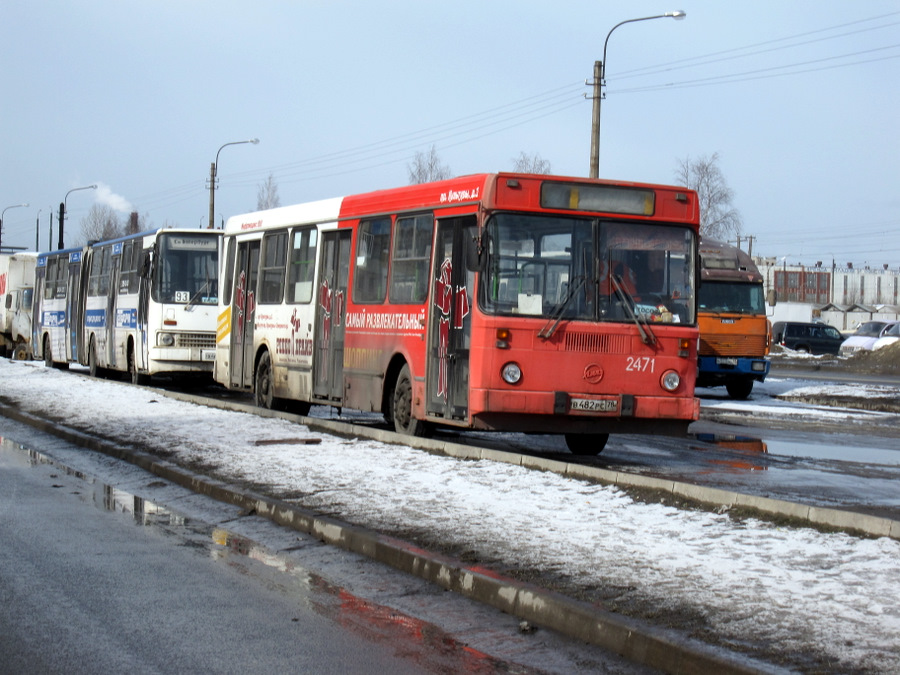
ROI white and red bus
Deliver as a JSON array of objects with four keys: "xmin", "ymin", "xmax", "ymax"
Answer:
[{"xmin": 215, "ymin": 173, "xmax": 700, "ymax": 453}]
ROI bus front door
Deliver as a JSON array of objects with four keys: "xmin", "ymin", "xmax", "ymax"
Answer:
[
  {"xmin": 426, "ymin": 216, "xmax": 475, "ymax": 423},
  {"xmin": 312, "ymin": 230, "xmax": 350, "ymax": 403},
  {"xmin": 229, "ymin": 240, "xmax": 260, "ymax": 389}
]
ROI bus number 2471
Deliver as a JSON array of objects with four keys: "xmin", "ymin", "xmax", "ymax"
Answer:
[{"xmin": 625, "ymin": 356, "xmax": 655, "ymax": 373}]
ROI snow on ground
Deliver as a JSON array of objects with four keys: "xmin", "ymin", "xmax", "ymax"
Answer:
[{"xmin": 1, "ymin": 359, "xmax": 899, "ymax": 672}]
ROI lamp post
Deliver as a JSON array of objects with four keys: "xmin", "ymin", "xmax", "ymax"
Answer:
[
  {"xmin": 588, "ymin": 10, "xmax": 686, "ymax": 178},
  {"xmin": 1, "ymin": 203, "xmax": 29, "ymax": 251},
  {"xmin": 208, "ymin": 138, "xmax": 259, "ymax": 230},
  {"xmin": 60, "ymin": 184, "xmax": 97, "ymax": 250}
]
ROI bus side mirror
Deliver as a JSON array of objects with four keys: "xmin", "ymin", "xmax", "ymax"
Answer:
[
  {"xmin": 465, "ymin": 233, "xmax": 485, "ymax": 272},
  {"xmin": 767, "ymin": 289, "xmax": 777, "ymax": 307}
]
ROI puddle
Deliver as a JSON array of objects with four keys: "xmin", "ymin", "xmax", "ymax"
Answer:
[{"xmin": 0, "ymin": 433, "xmax": 525, "ymax": 674}]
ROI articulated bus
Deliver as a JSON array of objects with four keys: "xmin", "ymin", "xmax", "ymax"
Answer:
[
  {"xmin": 215, "ymin": 173, "xmax": 700, "ymax": 454},
  {"xmin": 33, "ymin": 228, "xmax": 220, "ymax": 383},
  {"xmin": 697, "ymin": 239, "xmax": 773, "ymax": 399}
]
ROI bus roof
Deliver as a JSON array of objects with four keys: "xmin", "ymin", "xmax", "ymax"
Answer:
[{"xmin": 224, "ymin": 173, "xmax": 699, "ymax": 236}]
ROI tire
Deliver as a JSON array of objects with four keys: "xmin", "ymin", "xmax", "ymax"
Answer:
[
  {"xmin": 13, "ymin": 343, "xmax": 29, "ymax": 360},
  {"xmin": 88, "ymin": 338, "xmax": 103, "ymax": 378},
  {"xmin": 128, "ymin": 344, "xmax": 150, "ymax": 386},
  {"xmin": 725, "ymin": 379, "xmax": 754, "ymax": 400},
  {"xmin": 565, "ymin": 432, "xmax": 610, "ymax": 455},
  {"xmin": 254, "ymin": 351, "xmax": 276, "ymax": 409},
  {"xmin": 389, "ymin": 364, "xmax": 429, "ymax": 437},
  {"xmin": 44, "ymin": 336, "xmax": 54, "ymax": 369}
]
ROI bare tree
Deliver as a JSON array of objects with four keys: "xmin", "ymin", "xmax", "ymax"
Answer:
[
  {"xmin": 512, "ymin": 152, "xmax": 552, "ymax": 174},
  {"xmin": 257, "ymin": 173, "xmax": 281, "ymax": 211},
  {"xmin": 77, "ymin": 204, "xmax": 124, "ymax": 244},
  {"xmin": 674, "ymin": 153, "xmax": 743, "ymax": 240},
  {"xmin": 407, "ymin": 145, "xmax": 452, "ymax": 184}
]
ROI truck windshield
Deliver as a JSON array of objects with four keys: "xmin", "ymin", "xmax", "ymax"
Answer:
[
  {"xmin": 479, "ymin": 213, "xmax": 696, "ymax": 325},
  {"xmin": 698, "ymin": 281, "xmax": 765, "ymax": 314}
]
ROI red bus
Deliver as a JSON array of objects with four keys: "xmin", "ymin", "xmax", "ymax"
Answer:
[{"xmin": 215, "ymin": 173, "xmax": 700, "ymax": 454}]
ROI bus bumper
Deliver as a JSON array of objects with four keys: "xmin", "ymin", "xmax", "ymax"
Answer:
[{"xmin": 470, "ymin": 389, "xmax": 699, "ymax": 435}]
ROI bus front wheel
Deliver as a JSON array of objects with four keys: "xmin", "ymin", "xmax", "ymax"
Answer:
[
  {"xmin": 565, "ymin": 432, "xmax": 609, "ymax": 455},
  {"xmin": 390, "ymin": 364, "xmax": 429, "ymax": 437}
]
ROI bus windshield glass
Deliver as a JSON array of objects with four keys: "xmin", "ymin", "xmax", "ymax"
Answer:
[
  {"xmin": 480, "ymin": 213, "xmax": 695, "ymax": 324},
  {"xmin": 698, "ymin": 280, "xmax": 765, "ymax": 314},
  {"xmin": 154, "ymin": 233, "xmax": 220, "ymax": 305}
]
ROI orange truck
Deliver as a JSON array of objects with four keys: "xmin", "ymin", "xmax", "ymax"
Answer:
[{"xmin": 697, "ymin": 240, "xmax": 772, "ymax": 399}]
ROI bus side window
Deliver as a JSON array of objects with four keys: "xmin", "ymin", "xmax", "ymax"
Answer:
[
  {"xmin": 288, "ymin": 228, "xmax": 317, "ymax": 303},
  {"xmin": 354, "ymin": 217, "xmax": 391, "ymax": 303},
  {"xmin": 259, "ymin": 230, "xmax": 287, "ymax": 304},
  {"xmin": 390, "ymin": 213, "xmax": 433, "ymax": 304}
]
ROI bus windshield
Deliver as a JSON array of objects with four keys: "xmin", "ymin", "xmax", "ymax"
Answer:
[
  {"xmin": 698, "ymin": 280, "xmax": 765, "ymax": 314},
  {"xmin": 480, "ymin": 213, "xmax": 695, "ymax": 325},
  {"xmin": 153, "ymin": 233, "xmax": 220, "ymax": 305}
]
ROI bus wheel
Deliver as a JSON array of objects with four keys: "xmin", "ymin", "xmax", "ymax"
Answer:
[
  {"xmin": 128, "ymin": 345, "xmax": 150, "ymax": 386},
  {"xmin": 390, "ymin": 364, "xmax": 430, "ymax": 437},
  {"xmin": 254, "ymin": 351, "xmax": 276, "ymax": 409},
  {"xmin": 725, "ymin": 379, "xmax": 753, "ymax": 400},
  {"xmin": 565, "ymin": 433, "xmax": 609, "ymax": 455},
  {"xmin": 43, "ymin": 336, "xmax": 54, "ymax": 369},
  {"xmin": 88, "ymin": 339, "xmax": 103, "ymax": 379}
]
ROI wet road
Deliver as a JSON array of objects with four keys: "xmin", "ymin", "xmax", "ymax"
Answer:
[{"xmin": 0, "ymin": 419, "xmax": 650, "ymax": 675}]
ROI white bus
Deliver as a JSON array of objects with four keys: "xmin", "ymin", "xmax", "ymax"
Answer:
[{"xmin": 33, "ymin": 229, "xmax": 221, "ymax": 383}]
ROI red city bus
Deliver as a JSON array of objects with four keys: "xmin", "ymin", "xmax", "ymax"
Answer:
[{"xmin": 215, "ymin": 173, "xmax": 700, "ymax": 454}]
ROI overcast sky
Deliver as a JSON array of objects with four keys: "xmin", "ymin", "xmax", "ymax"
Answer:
[{"xmin": 2, "ymin": 1, "xmax": 898, "ymax": 267}]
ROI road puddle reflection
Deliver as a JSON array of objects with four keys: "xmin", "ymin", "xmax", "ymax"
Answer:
[{"xmin": 691, "ymin": 433, "xmax": 769, "ymax": 473}]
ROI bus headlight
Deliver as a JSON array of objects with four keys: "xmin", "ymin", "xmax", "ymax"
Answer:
[
  {"xmin": 501, "ymin": 362, "xmax": 522, "ymax": 385},
  {"xmin": 660, "ymin": 370, "xmax": 681, "ymax": 392},
  {"xmin": 158, "ymin": 332, "xmax": 175, "ymax": 347}
]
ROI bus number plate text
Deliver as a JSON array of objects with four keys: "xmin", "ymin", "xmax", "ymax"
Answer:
[
  {"xmin": 201, "ymin": 349, "xmax": 216, "ymax": 362},
  {"xmin": 570, "ymin": 398, "xmax": 618, "ymax": 413}
]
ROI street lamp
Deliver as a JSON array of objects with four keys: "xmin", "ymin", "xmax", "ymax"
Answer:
[
  {"xmin": 0, "ymin": 203, "xmax": 29, "ymax": 251},
  {"xmin": 59, "ymin": 184, "xmax": 97, "ymax": 250},
  {"xmin": 208, "ymin": 138, "xmax": 259, "ymax": 229},
  {"xmin": 588, "ymin": 10, "xmax": 686, "ymax": 178}
]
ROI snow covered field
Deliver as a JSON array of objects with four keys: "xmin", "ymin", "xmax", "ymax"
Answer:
[{"xmin": 1, "ymin": 359, "xmax": 898, "ymax": 672}]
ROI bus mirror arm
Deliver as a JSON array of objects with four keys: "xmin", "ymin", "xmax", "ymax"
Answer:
[
  {"xmin": 465, "ymin": 233, "xmax": 485, "ymax": 272},
  {"xmin": 140, "ymin": 251, "xmax": 152, "ymax": 278}
]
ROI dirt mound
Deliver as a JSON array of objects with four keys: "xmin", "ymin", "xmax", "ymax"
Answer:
[{"xmin": 842, "ymin": 341, "xmax": 900, "ymax": 375}]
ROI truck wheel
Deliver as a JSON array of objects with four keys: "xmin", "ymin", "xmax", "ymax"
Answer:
[{"xmin": 725, "ymin": 379, "xmax": 754, "ymax": 400}]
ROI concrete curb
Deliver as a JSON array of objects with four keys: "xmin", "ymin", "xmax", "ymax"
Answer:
[{"xmin": 0, "ymin": 399, "xmax": 784, "ymax": 675}]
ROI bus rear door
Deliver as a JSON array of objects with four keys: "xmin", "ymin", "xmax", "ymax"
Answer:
[{"xmin": 426, "ymin": 216, "xmax": 475, "ymax": 422}]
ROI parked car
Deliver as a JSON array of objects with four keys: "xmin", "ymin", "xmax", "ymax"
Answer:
[
  {"xmin": 771, "ymin": 321, "xmax": 844, "ymax": 355},
  {"xmin": 839, "ymin": 321, "xmax": 899, "ymax": 357},
  {"xmin": 870, "ymin": 322, "xmax": 900, "ymax": 351}
]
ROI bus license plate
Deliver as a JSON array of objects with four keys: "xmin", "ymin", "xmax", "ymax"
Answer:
[
  {"xmin": 201, "ymin": 349, "xmax": 216, "ymax": 362},
  {"xmin": 570, "ymin": 398, "xmax": 618, "ymax": 413}
]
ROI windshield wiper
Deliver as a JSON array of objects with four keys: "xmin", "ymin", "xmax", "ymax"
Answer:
[
  {"xmin": 538, "ymin": 276, "xmax": 587, "ymax": 340},
  {"xmin": 610, "ymin": 274, "xmax": 656, "ymax": 345}
]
